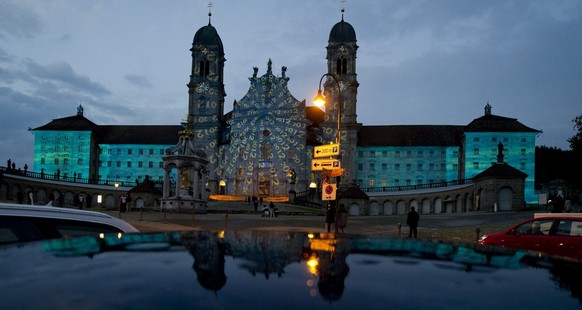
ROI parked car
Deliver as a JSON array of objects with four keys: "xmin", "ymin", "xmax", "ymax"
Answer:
[
  {"xmin": 478, "ymin": 214, "xmax": 582, "ymax": 260},
  {"xmin": 0, "ymin": 203, "xmax": 138, "ymax": 245},
  {"xmin": 1, "ymin": 231, "xmax": 582, "ymax": 308}
]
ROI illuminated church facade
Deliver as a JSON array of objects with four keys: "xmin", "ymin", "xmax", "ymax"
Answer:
[{"xmin": 32, "ymin": 13, "xmax": 539, "ymax": 203}]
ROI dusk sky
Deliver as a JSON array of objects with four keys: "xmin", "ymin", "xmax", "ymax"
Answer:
[{"xmin": 1, "ymin": 0, "xmax": 581, "ymax": 171}]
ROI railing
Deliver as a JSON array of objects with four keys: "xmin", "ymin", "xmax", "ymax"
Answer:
[
  {"xmin": 360, "ymin": 179, "xmax": 473, "ymax": 193},
  {"xmin": 0, "ymin": 166, "xmax": 165, "ymax": 189}
]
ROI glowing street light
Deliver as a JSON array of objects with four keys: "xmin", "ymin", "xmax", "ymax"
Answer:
[{"xmin": 313, "ymin": 73, "xmax": 342, "ymax": 145}]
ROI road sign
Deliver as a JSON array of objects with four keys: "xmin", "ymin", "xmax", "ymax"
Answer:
[
  {"xmin": 322, "ymin": 168, "xmax": 345, "ymax": 178},
  {"xmin": 311, "ymin": 159, "xmax": 341, "ymax": 171},
  {"xmin": 314, "ymin": 143, "xmax": 340, "ymax": 158},
  {"xmin": 322, "ymin": 183, "xmax": 336, "ymax": 201}
]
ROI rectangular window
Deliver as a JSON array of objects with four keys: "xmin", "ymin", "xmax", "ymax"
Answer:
[
  {"xmin": 358, "ymin": 151, "xmax": 363, "ymax": 158},
  {"xmin": 369, "ymin": 179, "xmax": 374, "ymax": 187},
  {"xmin": 382, "ymin": 163, "xmax": 387, "ymax": 171},
  {"xmin": 473, "ymin": 162, "xmax": 479, "ymax": 169},
  {"xmin": 370, "ymin": 151, "xmax": 375, "ymax": 158},
  {"xmin": 159, "ymin": 162, "xmax": 163, "ymax": 168},
  {"xmin": 382, "ymin": 151, "xmax": 388, "ymax": 157},
  {"xmin": 381, "ymin": 178, "xmax": 387, "ymax": 186},
  {"xmin": 149, "ymin": 149, "xmax": 154, "ymax": 155},
  {"xmin": 55, "ymin": 145, "xmax": 60, "ymax": 151},
  {"xmin": 429, "ymin": 164, "xmax": 434, "ymax": 171},
  {"xmin": 521, "ymin": 138, "xmax": 526, "ymax": 142},
  {"xmin": 138, "ymin": 162, "xmax": 143, "ymax": 168},
  {"xmin": 521, "ymin": 162, "xmax": 526, "ymax": 170},
  {"xmin": 78, "ymin": 145, "xmax": 83, "ymax": 152},
  {"xmin": 64, "ymin": 146, "xmax": 69, "ymax": 152},
  {"xmin": 441, "ymin": 163, "xmax": 446, "ymax": 170},
  {"xmin": 54, "ymin": 158, "xmax": 59, "ymax": 164},
  {"xmin": 521, "ymin": 149, "xmax": 526, "ymax": 155},
  {"xmin": 63, "ymin": 158, "xmax": 68, "ymax": 165},
  {"xmin": 107, "ymin": 161, "xmax": 112, "ymax": 167},
  {"xmin": 395, "ymin": 179, "xmax": 399, "ymax": 185},
  {"xmin": 358, "ymin": 163, "xmax": 363, "ymax": 171},
  {"xmin": 41, "ymin": 158, "xmax": 45, "ymax": 164},
  {"xmin": 117, "ymin": 149, "xmax": 121, "ymax": 155},
  {"xmin": 453, "ymin": 164, "xmax": 458, "ymax": 170},
  {"xmin": 406, "ymin": 180, "xmax": 411, "ymax": 185},
  {"xmin": 395, "ymin": 164, "xmax": 400, "ymax": 171},
  {"xmin": 492, "ymin": 137, "xmax": 497, "ymax": 142},
  {"xmin": 429, "ymin": 150, "xmax": 434, "ymax": 157},
  {"xmin": 406, "ymin": 164, "xmax": 412, "ymax": 171},
  {"xmin": 116, "ymin": 161, "xmax": 121, "ymax": 167},
  {"xmin": 77, "ymin": 158, "xmax": 82, "ymax": 165},
  {"xmin": 148, "ymin": 161, "xmax": 154, "ymax": 168},
  {"xmin": 474, "ymin": 137, "xmax": 480, "ymax": 142},
  {"xmin": 128, "ymin": 149, "xmax": 132, "ymax": 155},
  {"xmin": 139, "ymin": 149, "xmax": 144, "ymax": 155},
  {"xmin": 160, "ymin": 149, "xmax": 165, "ymax": 155},
  {"xmin": 406, "ymin": 151, "xmax": 412, "ymax": 157},
  {"xmin": 418, "ymin": 151, "xmax": 423, "ymax": 157},
  {"xmin": 418, "ymin": 164, "xmax": 423, "ymax": 170},
  {"xmin": 77, "ymin": 173, "xmax": 82, "ymax": 179},
  {"xmin": 370, "ymin": 163, "xmax": 375, "ymax": 170},
  {"xmin": 503, "ymin": 137, "xmax": 509, "ymax": 142},
  {"xmin": 127, "ymin": 161, "xmax": 132, "ymax": 168},
  {"xmin": 395, "ymin": 151, "xmax": 400, "ymax": 158}
]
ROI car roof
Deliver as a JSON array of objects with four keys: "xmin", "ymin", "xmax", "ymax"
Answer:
[
  {"xmin": 534, "ymin": 213, "xmax": 582, "ymax": 220},
  {"xmin": 1, "ymin": 231, "xmax": 581, "ymax": 308},
  {"xmin": 0, "ymin": 203, "xmax": 138, "ymax": 233}
]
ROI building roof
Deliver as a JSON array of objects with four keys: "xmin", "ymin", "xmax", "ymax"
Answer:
[
  {"xmin": 329, "ymin": 19, "xmax": 356, "ymax": 43},
  {"xmin": 472, "ymin": 162, "xmax": 528, "ymax": 180},
  {"xmin": 33, "ymin": 114, "xmax": 101, "ymax": 132},
  {"xmin": 358, "ymin": 125, "xmax": 465, "ymax": 147},
  {"xmin": 193, "ymin": 23, "xmax": 224, "ymax": 51},
  {"xmin": 99, "ymin": 125, "xmax": 181, "ymax": 145},
  {"xmin": 465, "ymin": 113, "xmax": 539, "ymax": 133}
]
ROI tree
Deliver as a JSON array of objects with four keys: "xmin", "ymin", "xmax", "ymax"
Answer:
[{"xmin": 568, "ymin": 114, "xmax": 582, "ymax": 153}]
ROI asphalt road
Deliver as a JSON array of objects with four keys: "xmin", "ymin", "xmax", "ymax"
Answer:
[{"xmin": 106, "ymin": 204, "xmax": 536, "ymax": 243}]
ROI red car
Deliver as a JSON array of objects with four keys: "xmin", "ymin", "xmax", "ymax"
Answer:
[{"xmin": 478, "ymin": 215, "xmax": 582, "ymax": 260}]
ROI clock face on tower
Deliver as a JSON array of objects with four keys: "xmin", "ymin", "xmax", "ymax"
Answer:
[
  {"xmin": 339, "ymin": 81, "xmax": 349, "ymax": 92},
  {"xmin": 196, "ymin": 82, "xmax": 209, "ymax": 93}
]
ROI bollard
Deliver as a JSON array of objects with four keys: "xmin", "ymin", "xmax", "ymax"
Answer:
[
  {"xmin": 476, "ymin": 228, "xmax": 481, "ymax": 243},
  {"xmin": 224, "ymin": 213, "xmax": 229, "ymax": 229},
  {"xmin": 397, "ymin": 223, "xmax": 402, "ymax": 237}
]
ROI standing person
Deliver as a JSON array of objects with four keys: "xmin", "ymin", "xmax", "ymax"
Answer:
[
  {"xmin": 57, "ymin": 193, "xmax": 65, "ymax": 208},
  {"xmin": 86, "ymin": 193, "xmax": 92, "ymax": 209},
  {"xmin": 336, "ymin": 204, "xmax": 348, "ymax": 233},
  {"xmin": 406, "ymin": 206, "xmax": 420, "ymax": 238},
  {"xmin": 325, "ymin": 203, "xmax": 336, "ymax": 233},
  {"xmin": 119, "ymin": 194, "xmax": 127, "ymax": 213},
  {"xmin": 78, "ymin": 194, "xmax": 84, "ymax": 210}
]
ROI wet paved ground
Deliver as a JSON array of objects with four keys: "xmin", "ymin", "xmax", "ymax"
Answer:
[{"xmin": 104, "ymin": 201, "xmax": 536, "ymax": 240}]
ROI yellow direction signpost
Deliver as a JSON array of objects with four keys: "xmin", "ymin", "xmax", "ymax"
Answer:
[
  {"xmin": 313, "ymin": 143, "xmax": 340, "ymax": 158},
  {"xmin": 311, "ymin": 159, "xmax": 341, "ymax": 171}
]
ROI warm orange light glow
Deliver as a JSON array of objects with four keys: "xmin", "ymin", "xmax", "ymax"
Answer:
[
  {"xmin": 307, "ymin": 257, "xmax": 319, "ymax": 274},
  {"xmin": 313, "ymin": 89, "xmax": 326, "ymax": 109}
]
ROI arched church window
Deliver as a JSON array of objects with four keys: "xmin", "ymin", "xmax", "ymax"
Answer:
[
  {"xmin": 199, "ymin": 60, "xmax": 210, "ymax": 76},
  {"xmin": 260, "ymin": 142, "xmax": 272, "ymax": 161},
  {"xmin": 336, "ymin": 58, "xmax": 348, "ymax": 74}
]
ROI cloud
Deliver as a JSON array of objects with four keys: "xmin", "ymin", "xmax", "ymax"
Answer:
[
  {"xmin": 0, "ymin": 0, "xmax": 42, "ymax": 40},
  {"xmin": 124, "ymin": 74, "xmax": 153, "ymax": 88}
]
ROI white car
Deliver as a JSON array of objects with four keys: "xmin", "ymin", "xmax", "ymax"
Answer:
[{"xmin": 0, "ymin": 203, "xmax": 139, "ymax": 245}]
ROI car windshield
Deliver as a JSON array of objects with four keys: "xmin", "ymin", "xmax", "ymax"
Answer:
[{"xmin": 514, "ymin": 219, "xmax": 553, "ymax": 235}]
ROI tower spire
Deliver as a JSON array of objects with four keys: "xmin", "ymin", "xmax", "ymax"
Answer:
[
  {"xmin": 208, "ymin": 1, "xmax": 213, "ymax": 25},
  {"xmin": 340, "ymin": 0, "xmax": 346, "ymax": 21}
]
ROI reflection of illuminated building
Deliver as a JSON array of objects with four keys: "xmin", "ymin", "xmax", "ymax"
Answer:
[
  {"xmin": 184, "ymin": 231, "xmax": 227, "ymax": 292},
  {"xmin": 306, "ymin": 233, "xmax": 350, "ymax": 302}
]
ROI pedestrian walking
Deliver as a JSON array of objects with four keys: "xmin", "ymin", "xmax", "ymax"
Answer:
[{"xmin": 406, "ymin": 206, "xmax": 420, "ymax": 238}]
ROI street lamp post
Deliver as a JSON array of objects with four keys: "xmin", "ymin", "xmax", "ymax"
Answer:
[
  {"xmin": 314, "ymin": 73, "xmax": 343, "ymax": 233},
  {"xmin": 313, "ymin": 74, "xmax": 342, "ymax": 145},
  {"xmin": 114, "ymin": 182, "xmax": 119, "ymax": 218}
]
